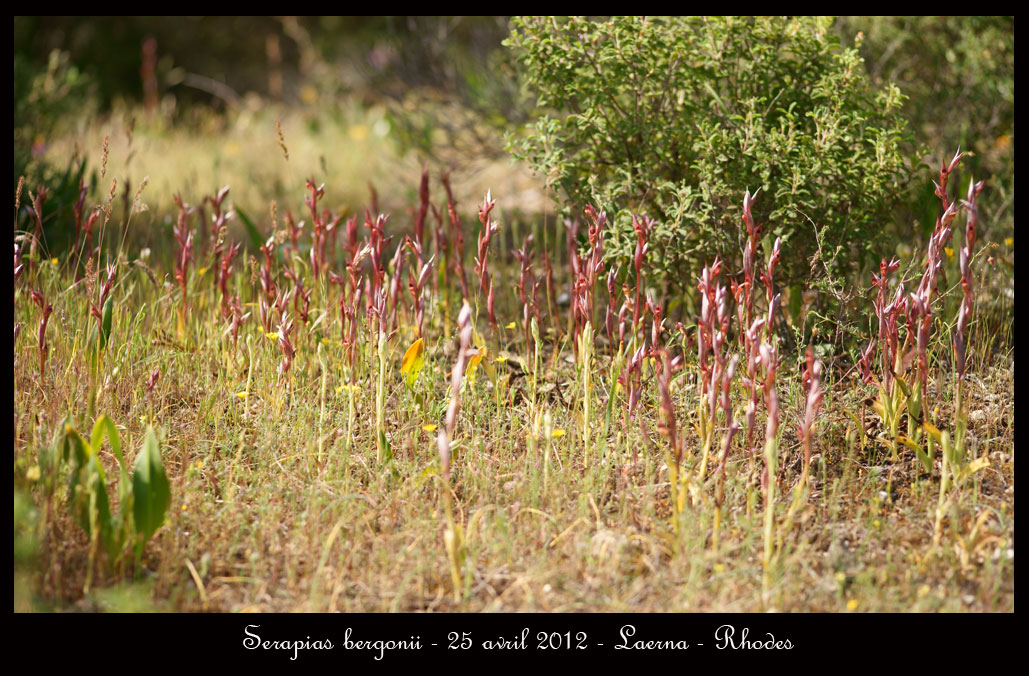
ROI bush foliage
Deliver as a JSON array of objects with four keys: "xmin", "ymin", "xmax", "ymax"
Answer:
[{"xmin": 505, "ymin": 16, "xmax": 914, "ymax": 294}]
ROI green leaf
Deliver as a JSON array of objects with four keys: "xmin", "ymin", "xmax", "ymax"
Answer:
[
  {"xmin": 133, "ymin": 427, "xmax": 170, "ymax": 548},
  {"xmin": 234, "ymin": 206, "xmax": 264, "ymax": 252},
  {"xmin": 64, "ymin": 425, "xmax": 88, "ymax": 472},
  {"xmin": 82, "ymin": 453, "xmax": 114, "ymax": 553},
  {"xmin": 897, "ymin": 435, "xmax": 932, "ymax": 473},
  {"xmin": 100, "ymin": 295, "xmax": 114, "ymax": 352},
  {"xmin": 787, "ymin": 284, "xmax": 803, "ymax": 325},
  {"xmin": 842, "ymin": 408, "xmax": 862, "ymax": 430},
  {"xmin": 92, "ymin": 414, "xmax": 132, "ymax": 514},
  {"xmin": 91, "ymin": 414, "xmax": 125, "ymax": 471},
  {"xmin": 378, "ymin": 429, "xmax": 393, "ymax": 465},
  {"xmin": 62, "ymin": 422, "xmax": 115, "ymax": 551},
  {"xmin": 894, "ymin": 375, "xmax": 911, "ymax": 398}
]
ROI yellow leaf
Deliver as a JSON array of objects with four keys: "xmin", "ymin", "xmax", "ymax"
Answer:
[
  {"xmin": 400, "ymin": 338, "xmax": 425, "ymax": 387},
  {"xmin": 467, "ymin": 347, "xmax": 486, "ymax": 378},
  {"xmin": 963, "ymin": 455, "xmax": 990, "ymax": 477}
]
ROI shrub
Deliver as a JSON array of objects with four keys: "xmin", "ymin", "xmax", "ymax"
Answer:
[
  {"xmin": 837, "ymin": 16, "xmax": 1013, "ymax": 244},
  {"xmin": 505, "ymin": 16, "xmax": 914, "ymax": 298}
]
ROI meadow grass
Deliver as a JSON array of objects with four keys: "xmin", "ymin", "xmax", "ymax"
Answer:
[{"xmin": 12, "ymin": 135, "xmax": 1014, "ymax": 613}]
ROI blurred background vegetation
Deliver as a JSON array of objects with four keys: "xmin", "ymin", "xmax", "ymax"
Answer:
[
  {"xmin": 13, "ymin": 16, "xmax": 1013, "ymax": 278},
  {"xmin": 14, "ymin": 16, "xmax": 538, "ymax": 258},
  {"xmin": 837, "ymin": 16, "xmax": 1014, "ymax": 248}
]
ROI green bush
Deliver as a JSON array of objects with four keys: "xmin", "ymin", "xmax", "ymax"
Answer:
[
  {"xmin": 837, "ymin": 16, "xmax": 1014, "ymax": 242},
  {"xmin": 504, "ymin": 16, "xmax": 914, "ymax": 296}
]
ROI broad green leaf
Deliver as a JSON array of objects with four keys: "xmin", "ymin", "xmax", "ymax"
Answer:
[
  {"xmin": 100, "ymin": 295, "xmax": 114, "ymax": 353},
  {"xmin": 91, "ymin": 414, "xmax": 125, "ymax": 471},
  {"xmin": 234, "ymin": 206, "xmax": 265, "ymax": 252},
  {"xmin": 64, "ymin": 426, "xmax": 89, "ymax": 470},
  {"xmin": 92, "ymin": 414, "xmax": 132, "ymax": 511},
  {"xmin": 81, "ymin": 453, "xmax": 114, "ymax": 554},
  {"xmin": 133, "ymin": 427, "xmax": 171, "ymax": 546},
  {"xmin": 378, "ymin": 429, "xmax": 394, "ymax": 467}
]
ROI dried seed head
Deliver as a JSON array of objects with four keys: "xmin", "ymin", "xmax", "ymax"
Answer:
[
  {"xmin": 101, "ymin": 135, "xmax": 109, "ymax": 180},
  {"xmin": 276, "ymin": 120, "xmax": 289, "ymax": 161},
  {"xmin": 15, "ymin": 176, "xmax": 24, "ymax": 215}
]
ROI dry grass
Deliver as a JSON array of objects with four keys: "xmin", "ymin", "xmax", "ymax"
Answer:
[{"xmin": 13, "ymin": 105, "xmax": 1014, "ymax": 614}]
